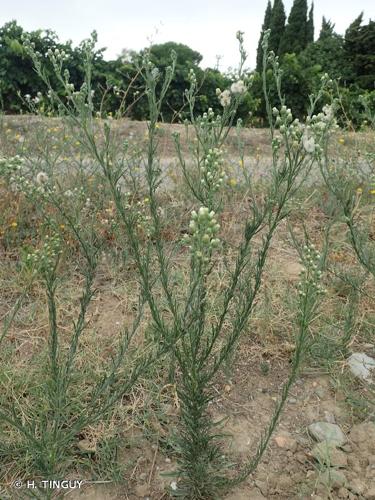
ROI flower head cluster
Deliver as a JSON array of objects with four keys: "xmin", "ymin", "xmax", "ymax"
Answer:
[
  {"xmin": 0, "ymin": 155, "xmax": 23, "ymax": 184},
  {"xmin": 188, "ymin": 69, "xmax": 197, "ymax": 87},
  {"xmin": 45, "ymin": 47, "xmax": 69, "ymax": 62},
  {"xmin": 200, "ymin": 148, "xmax": 227, "ymax": 192},
  {"xmin": 273, "ymin": 105, "xmax": 293, "ymax": 132},
  {"xmin": 302, "ymin": 133, "xmax": 316, "ymax": 154},
  {"xmin": 272, "ymin": 106, "xmax": 304, "ymax": 153},
  {"xmin": 197, "ymin": 107, "xmax": 223, "ymax": 136},
  {"xmin": 230, "ymin": 80, "xmax": 246, "ymax": 95},
  {"xmin": 303, "ymin": 104, "xmax": 338, "ymax": 155},
  {"xmin": 135, "ymin": 198, "xmax": 153, "ymax": 237},
  {"xmin": 297, "ymin": 243, "xmax": 326, "ymax": 297},
  {"xmin": 218, "ymin": 89, "xmax": 231, "ymax": 107},
  {"xmin": 0, "ymin": 158, "xmax": 53, "ymax": 197},
  {"xmin": 272, "ymin": 102, "xmax": 338, "ymax": 156},
  {"xmin": 26, "ymin": 234, "xmax": 62, "ymax": 274},
  {"xmin": 184, "ymin": 207, "xmax": 220, "ymax": 263},
  {"xmin": 217, "ymin": 79, "xmax": 247, "ymax": 108},
  {"xmin": 36, "ymin": 171, "xmax": 49, "ymax": 185},
  {"xmin": 24, "ymin": 92, "xmax": 43, "ymax": 105}
]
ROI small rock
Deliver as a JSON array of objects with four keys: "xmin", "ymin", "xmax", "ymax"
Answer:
[
  {"xmin": 277, "ymin": 475, "xmax": 294, "ymax": 491},
  {"xmin": 295, "ymin": 451, "xmax": 308, "ymax": 464},
  {"xmin": 350, "ymin": 422, "xmax": 375, "ymax": 453},
  {"xmin": 319, "ymin": 469, "xmax": 347, "ymax": 489},
  {"xmin": 347, "ymin": 456, "xmax": 362, "ymax": 474},
  {"xmin": 274, "ymin": 432, "xmax": 298, "ymax": 451},
  {"xmin": 139, "ymin": 472, "xmax": 147, "ymax": 481},
  {"xmin": 288, "ymin": 397, "xmax": 297, "ymax": 404},
  {"xmin": 341, "ymin": 444, "xmax": 352, "ymax": 453},
  {"xmin": 308, "ymin": 422, "xmax": 347, "ymax": 446},
  {"xmin": 315, "ymin": 387, "xmax": 327, "ymax": 399},
  {"xmin": 77, "ymin": 438, "xmax": 96, "ymax": 453},
  {"xmin": 135, "ymin": 484, "xmax": 150, "ymax": 497},
  {"xmin": 338, "ymin": 487, "xmax": 350, "ymax": 498},
  {"xmin": 348, "ymin": 352, "xmax": 375, "ymax": 381},
  {"xmin": 348, "ymin": 478, "xmax": 366, "ymax": 495},
  {"xmin": 324, "ymin": 411, "xmax": 336, "ymax": 424},
  {"xmin": 366, "ymin": 465, "xmax": 375, "ymax": 479},
  {"xmin": 311, "ymin": 440, "xmax": 348, "ymax": 468},
  {"xmin": 366, "ymin": 487, "xmax": 375, "ymax": 500},
  {"xmin": 369, "ymin": 456, "xmax": 375, "ymax": 466},
  {"xmin": 255, "ymin": 480, "xmax": 268, "ymax": 496}
]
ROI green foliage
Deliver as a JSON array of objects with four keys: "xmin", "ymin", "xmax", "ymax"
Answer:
[
  {"xmin": 306, "ymin": 2, "xmax": 315, "ymax": 44},
  {"xmin": 279, "ymin": 0, "xmax": 309, "ymax": 55},
  {"xmin": 0, "ymin": 14, "xmax": 374, "ymax": 129},
  {"xmin": 256, "ymin": 0, "xmax": 272, "ymax": 71},
  {"xmin": 300, "ymin": 19, "xmax": 345, "ymax": 81},
  {"xmin": 344, "ymin": 14, "xmax": 375, "ymax": 90},
  {"xmin": 269, "ymin": 0, "xmax": 286, "ymax": 55}
]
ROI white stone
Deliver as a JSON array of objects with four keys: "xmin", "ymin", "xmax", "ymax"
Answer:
[
  {"xmin": 308, "ymin": 422, "xmax": 346, "ymax": 446},
  {"xmin": 348, "ymin": 352, "xmax": 375, "ymax": 381}
]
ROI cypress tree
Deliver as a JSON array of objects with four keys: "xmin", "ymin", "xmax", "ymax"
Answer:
[
  {"xmin": 344, "ymin": 13, "xmax": 375, "ymax": 89},
  {"xmin": 269, "ymin": 0, "xmax": 286, "ymax": 55},
  {"xmin": 279, "ymin": 0, "xmax": 309, "ymax": 55},
  {"xmin": 256, "ymin": 0, "xmax": 272, "ymax": 71},
  {"xmin": 319, "ymin": 17, "xmax": 335, "ymax": 41},
  {"xmin": 306, "ymin": 3, "xmax": 314, "ymax": 44},
  {"xmin": 301, "ymin": 17, "xmax": 345, "ymax": 81}
]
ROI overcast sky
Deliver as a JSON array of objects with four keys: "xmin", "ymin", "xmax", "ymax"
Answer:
[{"xmin": 1, "ymin": 0, "xmax": 373, "ymax": 70}]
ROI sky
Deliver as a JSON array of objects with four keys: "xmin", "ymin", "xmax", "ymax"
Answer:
[{"xmin": 1, "ymin": 0, "xmax": 374, "ymax": 71}]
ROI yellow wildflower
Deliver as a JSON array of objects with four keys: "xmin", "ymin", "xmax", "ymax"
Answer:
[
  {"xmin": 228, "ymin": 178, "xmax": 237, "ymax": 187},
  {"xmin": 370, "ymin": 189, "xmax": 375, "ymax": 195},
  {"xmin": 338, "ymin": 137, "xmax": 345, "ymax": 145},
  {"xmin": 356, "ymin": 187, "xmax": 363, "ymax": 194},
  {"xmin": 10, "ymin": 221, "xmax": 18, "ymax": 228}
]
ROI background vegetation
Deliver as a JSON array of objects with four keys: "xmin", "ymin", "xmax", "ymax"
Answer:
[{"xmin": 0, "ymin": 0, "xmax": 374, "ymax": 127}]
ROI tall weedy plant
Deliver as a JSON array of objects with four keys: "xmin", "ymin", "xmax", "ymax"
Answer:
[
  {"xmin": 316, "ymin": 82, "xmax": 375, "ymax": 278},
  {"xmin": 21, "ymin": 30, "xmax": 337, "ymax": 498},
  {"xmin": 0, "ymin": 38, "xmax": 161, "ymax": 498}
]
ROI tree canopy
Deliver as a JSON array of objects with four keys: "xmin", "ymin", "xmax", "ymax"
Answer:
[{"xmin": 0, "ymin": 11, "xmax": 374, "ymax": 129}]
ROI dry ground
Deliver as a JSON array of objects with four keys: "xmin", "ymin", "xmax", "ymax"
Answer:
[{"xmin": 0, "ymin": 116, "xmax": 374, "ymax": 499}]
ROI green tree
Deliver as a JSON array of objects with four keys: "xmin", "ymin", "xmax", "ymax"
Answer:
[
  {"xmin": 269, "ymin": 0, "xmax": 286, "ymax": 55},
  {"xmin": 319, "ymin": 17, "xmax": 335, "ymax": 40},
  {"xmin": 279, "ymin": 0, "xmax": 309, "ymax": 55},
  {"xmin": 306, "ymin": 3, "xmax": 314, "ymax": 44},
  {"xmin": 149, "ymin": 42, "xmax": 203, "ymax": 121},
  {"xmin": 0, "ymin": 21, "xmax": 111, "ymax": 114},
  {"xmin": 0, "ymin": 21, "xmax": 58, "ymax": 112},
  {"xmin": 344, "ymin": 14, "xmax": 375, "ymax": 89},
  {"xmin": 256, "ymin": 0, "xmax": 272, "ymax": 71},
  {"xmin": 300, "ymin": 17, "xmax": 345, "ymax": 81}
]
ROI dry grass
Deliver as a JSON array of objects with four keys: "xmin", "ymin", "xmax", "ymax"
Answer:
[{"xmin": 0, "ymin": 117, "xmax": 374, "ymax": 499}]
